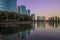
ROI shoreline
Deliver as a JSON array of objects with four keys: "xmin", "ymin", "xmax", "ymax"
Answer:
[{"xmin": 0, "ymin": 21, "xmax": 31, "ymax": 24}]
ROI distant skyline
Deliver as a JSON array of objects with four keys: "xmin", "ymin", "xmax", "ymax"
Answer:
[{"xmin": 17, "ymin": 0, "xmax": 60, "ymax": 20}]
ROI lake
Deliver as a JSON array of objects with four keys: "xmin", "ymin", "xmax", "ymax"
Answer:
[{"xmin": 0, "ymin": 22, "xmax": 60, "ymax": 40}]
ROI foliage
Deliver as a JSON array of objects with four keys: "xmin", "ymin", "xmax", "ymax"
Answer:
[{"xmin": 0, "ymin": 11, "xmax": 32, "ymax": 21}]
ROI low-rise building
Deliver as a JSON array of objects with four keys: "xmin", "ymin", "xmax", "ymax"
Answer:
[{"xmin": 37, "ymin": 16, "xmax": 45, "ymax": 21}]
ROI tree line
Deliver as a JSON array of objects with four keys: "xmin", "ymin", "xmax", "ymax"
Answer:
[{"xmin": 0, "ymin": 11, "xmax": 32, "ymax": 21}]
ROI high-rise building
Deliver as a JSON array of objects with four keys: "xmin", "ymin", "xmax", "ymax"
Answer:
[
  {"xmin": 0, "ymin": 0, "xmax": 17, "ymax": 12},
  {"xmin": 31, "ymin": 14, "xmax": 35, "ymax": 21},
  {"xmin": 26, "ymin": 10, "xmax": 30, "ymax": 16},
  {"xmin": 18, "ymin": 5, "xmax": 26, "ymax": 14}
]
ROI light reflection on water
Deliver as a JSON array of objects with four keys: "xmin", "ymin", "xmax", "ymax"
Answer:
[
  {"xmin": 35, "ymin": 22, "xmax": 60, "ymax": 32},
  {"xmin": 0, "ymin": 22, "xmax": 60, "ymax": 40},
  {"xmin": 0, "ymin": 24, "xmax": 32, "ymax": 40}
]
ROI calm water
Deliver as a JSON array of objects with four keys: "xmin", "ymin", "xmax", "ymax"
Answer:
[{"xmin": 0, "ymin": 22, "xmax": 60, "ymax": 40}]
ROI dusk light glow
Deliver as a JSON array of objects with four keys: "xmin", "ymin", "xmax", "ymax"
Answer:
[{"xmin": 17, "ymin": 0, "xmax": 60, "ymax": 20}]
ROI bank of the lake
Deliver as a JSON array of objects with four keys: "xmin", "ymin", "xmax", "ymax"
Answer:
[{"xmin": 0, "ymin": 21, "xmax": 31, "ymax": 24}]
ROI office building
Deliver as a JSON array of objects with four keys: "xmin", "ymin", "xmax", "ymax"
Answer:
[
  {"xmin": 48, "ymin": 16, "xmax": 60, "ymax": 21},
  {"xmin": 26, "ymin": 10, "xmax": 30, "ymax": 16},
  {"xmin": 37, "ymin": 16, "xmax": 45, "ymax": 21},
  {"xmin": 0, "ymin": 0, "xmax": 17, "ymax": 12},
  {"xmin": 31, "ymin": 14, "xmax": 35, "ymax": 21},
  {"xmin": 18, "ymin": 5, "xmax": 26, "ymax": 14}
]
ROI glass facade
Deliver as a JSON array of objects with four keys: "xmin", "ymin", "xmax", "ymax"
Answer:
[
  {"xmin": 31, "ymin": 14, "xmax": 35, "ymax": 20},
  {"xmin": 26, "ymin": 10, "xmax": 30, "ymax": 16},
  {"xmin": 0, "ymin": 0, "xmax": 17, "ymax": 12},
  {"xmin": 18, "ymin": 5, "xmax": 26, "ymax": 14}
]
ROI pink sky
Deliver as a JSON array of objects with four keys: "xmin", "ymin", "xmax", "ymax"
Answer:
[{"xmin": 17, "ymin": 0, "xmax": 60, "ymax": 19}]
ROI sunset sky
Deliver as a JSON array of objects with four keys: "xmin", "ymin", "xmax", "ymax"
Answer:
[{"xmin": 17, "ymin": 0, "xmax": 60, "ymax": 20}]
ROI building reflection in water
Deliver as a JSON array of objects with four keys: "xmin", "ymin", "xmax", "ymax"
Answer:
[
  {"xmin": 0, "ymin": 24, "xmax": 32, "ymax": 40},
  {"xmin": 37, "ymin": 22, "xmax": 45, "ymax": 28},
  {"xmin": 18, "ymin": 30, "xmax": 30, "ymax": 40},
  {"xmin": 0, "ymin": 22, "xmax": 60, "ymax": 40},
  {"xmin": 48, "ymin": 22, "xmax": 60, "ymax": 28},
  {"xmin": 31, "ymin": 22, "xmax": 36, "ymax": 30}
]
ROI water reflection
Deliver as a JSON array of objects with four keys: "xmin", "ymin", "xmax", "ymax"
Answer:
[
  {"xmin": 36, "ymin": 22, "xmax": 60, "ymax": 29},
  {"xmin": 31, "ymin": 22, "xmax": 36, "ymax": 30},
  {"xmin": 37, "ymin": 22, "xmax": 45, "ymax": 27},
  {"xmin": 0, "ymin": 24, "xmax": 32, "ymax": 40},
  {"xmin": 0, "ymin": 22, "xmax": 60, "ymax": 40},
  {"xmin": 48, "ymin": 22, "xmax": 60, "ymax": 28}
]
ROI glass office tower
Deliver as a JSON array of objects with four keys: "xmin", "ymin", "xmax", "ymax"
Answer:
[
  {"xmin": 0, "ymin": 0, "xmax": 17, "ymax": 12},
  {"xmin": 31, "ymin": 14, "xmax": 35, "ymax": 21},
  {"xmin": 26, "ymin": 10, "xmax": 30, "ymax": 16},
  {"xmin": 18, "ymin": 5, "xmax": 26, "ymax": 14}
]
